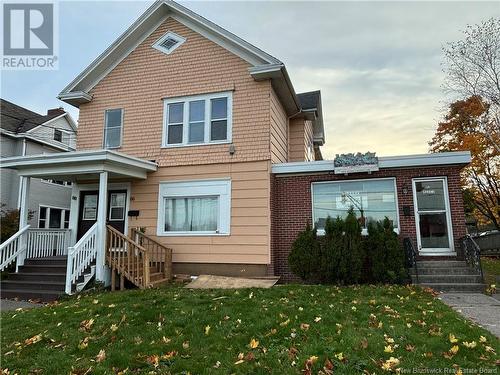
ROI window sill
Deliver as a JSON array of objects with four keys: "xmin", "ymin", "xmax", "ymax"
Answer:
[
  {"xmin": 157, "ymin": 231, "xmax": 230, "ymax": 237},
  {"xmin": 161, "ymin": 140, "xmax": 231, "ymax": 149}
]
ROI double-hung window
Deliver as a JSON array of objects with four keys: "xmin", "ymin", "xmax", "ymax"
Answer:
[
  {"xmin": 104, "ymin": 109, "xmax": 123, "ymax": 149},
  {"xmin": 163, "ymin": 91, "xmax": 232, "ymax": 147},
  {"xmin": 157, "ymin": 179, "xmax": 231, "ymax": 236}
]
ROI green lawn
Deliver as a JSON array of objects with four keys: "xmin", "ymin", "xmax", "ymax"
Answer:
[
  {"xmin": 1, "ymin": 285, "xmax": 498, "ymax": 374},
  {"xmin": 482, "ymin": 257, "xmax": 500, "ymax": 287}
]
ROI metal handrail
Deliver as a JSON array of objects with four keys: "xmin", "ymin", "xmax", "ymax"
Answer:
[
  {"xmin": 403, "ymin": 237, "xmax": 418, "ymax": 284},
  {"xmin": 461, "ymin": 235, "xmax": 484, "ymax": 281}
]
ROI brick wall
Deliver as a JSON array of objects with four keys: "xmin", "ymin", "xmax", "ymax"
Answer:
[{"xmin": 270, "ymin": 165, "xmax": 467, "ymax": 281}]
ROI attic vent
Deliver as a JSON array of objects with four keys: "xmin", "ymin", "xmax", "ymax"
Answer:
[{"xmin": 152, "ymin": 32, "xmax": 186, "ymax": 55}]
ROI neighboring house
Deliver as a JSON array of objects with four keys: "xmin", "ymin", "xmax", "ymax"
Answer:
[
  {"xmin": 0, "ymin": 1, "xmax": 479, "ymax": 301},
  {"xmin": 0, "ymin": 99, "xmax": 76, "ymax": 229}
]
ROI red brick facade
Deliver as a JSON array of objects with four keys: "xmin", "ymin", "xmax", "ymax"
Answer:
[{"xmin": 270, "ymin": 165, "xmax": 468, "ymax": 282}]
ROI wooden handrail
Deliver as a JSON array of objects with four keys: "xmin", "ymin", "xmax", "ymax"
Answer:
[
  {"xmin": 131, "ymin": 228, "xmax": 172, "ymax": 281},
  {"xmin": 106, "ymin": 225, "xmax": 150, "ymax": 289}
]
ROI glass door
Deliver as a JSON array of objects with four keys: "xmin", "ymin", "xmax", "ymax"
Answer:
[{"xmin": 412, "ymin": 178, "xmax": 454, "ymax": 255}]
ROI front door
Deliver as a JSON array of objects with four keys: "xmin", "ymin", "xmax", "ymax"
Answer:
[
  {"xmin": 412, "ymin": 178, "xmax": 454, "ymax": 255},
  {"xmin": 77, "ymin": 190, "xmax": 127, "ymax": 240}
]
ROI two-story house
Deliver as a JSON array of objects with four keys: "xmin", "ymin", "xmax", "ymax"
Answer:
[
  {"xmin": 1, "ymin": 99, "xmax": 76, "ymax": 230},
  {"xmin": 0, "ymin": 0, "xmax": 478, "ymax": 301}
]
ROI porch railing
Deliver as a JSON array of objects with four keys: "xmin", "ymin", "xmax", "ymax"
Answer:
[
  {"xmin": 461, "ymin": 235, "xmax": 484, "ymax": 281},
  {"xmin": 65, "ymin": 223, "xmax": 98, "ymax": 294},
  {"xmin": 131, "ymin": 228, "xmax": 172, "ymax": 281},
  {"xmin": 106, "ymin": 225, "xmax": 150, "ymax": 289},
  {"xmin": 0, "ymin": 225, "xmax": 30, "ymax": 271},
  {"xmin": 26, "ymin": 228, "xmax": 71, "ymax": 258}
]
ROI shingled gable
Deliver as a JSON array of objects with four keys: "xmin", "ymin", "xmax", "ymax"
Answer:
[{"xmin": 57, "ymin": 0, "xmax": 300, "ymax": 115}]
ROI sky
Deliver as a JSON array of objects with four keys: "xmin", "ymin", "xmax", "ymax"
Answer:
[{"xmin": 1, "ymin": 1, "xmax": 499, "ymax": 159}]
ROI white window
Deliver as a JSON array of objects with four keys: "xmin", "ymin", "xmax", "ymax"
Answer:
[
  {"xmin": 38, "ymin": 206, "xmax": 70, "ymax": 229},
  {"xmin": 157, "ymin": 179, "xmax": 231, "ymax": 236},
  {"xmin": 82, "ymin": 195, "xmax": 98, "ymax": 220},
  {"xmin": 312, "ymin": 178, "xmax": 399, "ymax": 235},
  {"xmin": 109, "ymin": 193, "xmax": 126, "ymax": 221},
  {"xmin": 152, "ymin": 31, "xmax": 186, "ymax": 55},
  {"xmin": 162, "ymin": 92, "xmax": 232, "ymax": 147},
  {"xmin": 104, "ymin": 109, "xmax": 123, "ymax": 149}
]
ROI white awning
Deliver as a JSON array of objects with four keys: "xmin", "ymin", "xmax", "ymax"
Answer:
[{"xmin": 1, "ymin": 149, "xmax": 157, "ymax": 181}]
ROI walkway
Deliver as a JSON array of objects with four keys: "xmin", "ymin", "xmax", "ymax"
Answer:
[
  {"xmin": 0, "ymin": 299, "xmax": 43, "ymax": 312},
  {"xmin": 439, "ymin": 293, "xmax": 500, "ymax": 337}
]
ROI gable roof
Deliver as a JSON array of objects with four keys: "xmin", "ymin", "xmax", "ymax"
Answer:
[
  {"xmin": 0, "ymin": 99, "xmax": 73, "ymax": 133},
  {"xmin": 58, "ymin": 1, "xmax": 297, "ymax": 107}
]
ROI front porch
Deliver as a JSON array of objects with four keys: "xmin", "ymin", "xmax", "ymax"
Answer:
[{"xmin": 0, "ymin": 150, "xmax": 172, "ymax": 301}]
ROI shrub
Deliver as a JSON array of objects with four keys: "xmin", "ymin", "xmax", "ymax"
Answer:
[
  {"xmin": 288, "ymin": 222, "xmax": 320, "ymax": 282},
  {"xmin": 1, "ymin": 204, "xmax": 20, "ymax": 243},
  {"xmin": 288, "ymin": 210, "xmax": 406, "ymax": 285}
]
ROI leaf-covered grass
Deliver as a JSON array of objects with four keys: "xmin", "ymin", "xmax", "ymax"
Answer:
[
  {"xmin": 1, "ymin": 285, "xmax": 498, "ymax": 374},
  {"xmin": 482, "ymin": 256, "xmax": 500, "ymax": 286}
]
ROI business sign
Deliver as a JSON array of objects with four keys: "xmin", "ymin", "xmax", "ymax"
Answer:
[
  {"xmin": 2, "ymin": 1, "xmax": 58, "ymax": 69},
  {"xmin": 334, "ymin": 152, "xmax": 379, "ymax": 174}
]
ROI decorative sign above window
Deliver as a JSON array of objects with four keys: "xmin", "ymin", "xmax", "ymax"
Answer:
[{"xmin": 334, "ymin": 152, "xmax": 379, "ymax": 174}]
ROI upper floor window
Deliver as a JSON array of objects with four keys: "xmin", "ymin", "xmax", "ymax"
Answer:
[
  {"xmin": 53, "ymin": 129, "xmax": 62, "ymax": 142},
  {"xmin": 152, "ymin": 31, "xmax": 186, "ymax": 55},
  {"xmin": 104, "ymin": 109, "xmax": 123, "ymax": 149},
  {"xmin": 162, "ymin": 92, "xmax": 232, "ymax": 148}
]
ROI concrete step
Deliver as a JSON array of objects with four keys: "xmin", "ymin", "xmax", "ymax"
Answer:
[
  {"xmin": 411, "ymin": 267, "xmax": 479, "ymax": 275},
  {"xmin": 0, "ymin": 288, "xmax": 63, "ymax": 302},
  {"xmin": 18, "ymin": 264, "xmax": 67, "ymax": 274},
  {"xmin": 1, "ymin": 280, "xmax": 65, "ymax": 292},
  {"xmin": 8, "ymin": 272, "xmax": 66, "ymax": 283},
  {"xmin": 413, "ymin": 274, "xmax": 483, "ymax": 284},
  {"xmin": 419, "ymin": 283, "xmax": 485, "ymax": 293},
  {"xmin": 416, "ymin": 261, "xmax": 467, "ymax": 268}
]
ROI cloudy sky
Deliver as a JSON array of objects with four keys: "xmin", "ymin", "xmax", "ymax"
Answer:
[{"xmin": 2, "ymin": 1, "xmax": 499, "ymax": 159}]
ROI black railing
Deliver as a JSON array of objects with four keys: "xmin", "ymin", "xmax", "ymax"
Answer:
[
  {"xmin": 461, "ymin": 235, "xmax": 484, "ymax": 281},
  {"xmin": 403, "ymin": 237, "xmax": 418, "ymax": 284}
]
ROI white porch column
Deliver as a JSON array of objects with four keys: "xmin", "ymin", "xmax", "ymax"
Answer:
[
  {"xmin": 68, "ymin": 183, "xmax": 80, "ymax": 247},
  {"xmin": 95, "ymin": 171, "xmax": 110, "ymax": 284},
  {"xmin": 16, "ymin": 176, "xmax": 30, "ymax": 269}
]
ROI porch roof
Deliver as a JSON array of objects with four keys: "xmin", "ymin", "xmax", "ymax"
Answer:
[{"xmin": 1, "ymin": 149, "xmax": 157, "ymax": 180}]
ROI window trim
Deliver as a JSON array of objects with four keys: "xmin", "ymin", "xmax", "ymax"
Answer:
[
  {"xmin": 161, "ymin": 91, "xmax": 233, "ymax": 148},
  {"xmin": 157, "ymin": 178, "xmax": 231, "ymax": 236},
  {"xmin": 38, "ymin": 204, "xmax": 70, "ymax": 229},
  {"xmin": 103, "ymin": 108, "xmax": 124, "ymax": 149},
  {"xmin": 311, "ymin": 177, "xmax": 400, "ymax": 236},
  {"xmin": 53, "ymin": 128, "xmax": 63, "ymax": 142},
  {"xmin": 152, "ymin": 31, "xmax": 186, "ymax": 55}
]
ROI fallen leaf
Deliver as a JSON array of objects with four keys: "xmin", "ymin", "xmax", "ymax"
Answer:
[
  {"xmin": 204, "ymin": 325, "xmax": 211, "ymax": 335},
  {"xmin": 96, "ymin": 349, "xmax": 106, "ymax": 363},
  {"xmin": 249, "ymin": 338, "xmax": 259, "ymax": 349}
]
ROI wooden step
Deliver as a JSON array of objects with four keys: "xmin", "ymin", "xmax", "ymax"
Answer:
[
  {"xmin": 18, "ymin": 264, "xmax": 67, "ymax": 273},
  {"xmin": 8, "ymin": 272, "xmax": 66, "ymax": 282}
]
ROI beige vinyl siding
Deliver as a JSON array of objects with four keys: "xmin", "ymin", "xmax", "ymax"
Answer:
[
  {"xmin": 288, "ymin": 118, "xmax": 305, "ymax": 161},
  {"xmin": 77, "ymin": 18, "xmax": 272, "ymax": 167},
  {"xmin": 129, "ymin": 160, "xmax": 271, "ymax": 264},
  {"xmin": 270, "ymin": 89, "xmax": 288, "ymax": 163}
]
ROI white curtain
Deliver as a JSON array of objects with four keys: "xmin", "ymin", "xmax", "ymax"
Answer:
[{"xmin": 165, "ymin": 197, "xmax": 218, "ymax": 232}]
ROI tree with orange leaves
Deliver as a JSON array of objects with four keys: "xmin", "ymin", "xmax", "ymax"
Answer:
[{"xmin": 429, "ymin": 96, "xmax": 499, "ymax": 229}]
